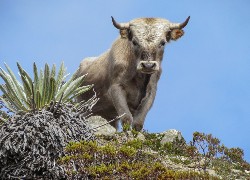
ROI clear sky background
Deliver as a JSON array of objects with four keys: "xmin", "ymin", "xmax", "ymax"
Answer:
[{"xmin": 1, "ymin": 1, "xmax": 250, "ymax": 161}]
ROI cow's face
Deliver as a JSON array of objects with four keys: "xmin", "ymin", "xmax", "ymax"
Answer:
[{"xmin": 112, "ymin": 17, "xmax": 190, "ymax": 74}]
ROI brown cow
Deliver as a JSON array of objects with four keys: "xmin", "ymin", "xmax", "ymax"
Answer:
[{"xmin": 76, "ymin": 16, "xmax": 190, "ymax": 131}]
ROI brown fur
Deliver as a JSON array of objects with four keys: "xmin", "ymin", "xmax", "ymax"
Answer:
[
  {"xmin": 171, "ymin": 29, "xmax": 184, "ymax": 41},
  {"xmin": 143, "ymin": 18, "xmax": 157, "ymax": 25},
  {"xmin": 76, "ymin": 17, "xmax": 188, "ymax": 131}
]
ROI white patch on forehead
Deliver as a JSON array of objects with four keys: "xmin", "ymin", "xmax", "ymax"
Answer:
[{"xmin": 130, "ymin": 21, "xmax": 170, "ymax": 47}]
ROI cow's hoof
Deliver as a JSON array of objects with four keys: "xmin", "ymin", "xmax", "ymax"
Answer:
[
  {"xmin": 121, "ymin": 114, "xmax": 133, "ymax": 127},
  {"xmin": 132, "ymin": 123, "xmax": 143, "ymax": 131}
]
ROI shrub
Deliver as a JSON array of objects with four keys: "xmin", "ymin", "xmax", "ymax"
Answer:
[{"xmin": 0, "ymin": 62, "xmax": 96, "ymax": 179}]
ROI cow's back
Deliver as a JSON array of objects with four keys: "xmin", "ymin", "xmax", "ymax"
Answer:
[
  {"xmin": 78, "ymin": 51, "xmax": 109, "ymax": 82},
  {"xmin": 76, "ymin": 51, "xmax": 111, "ymax": 101}
]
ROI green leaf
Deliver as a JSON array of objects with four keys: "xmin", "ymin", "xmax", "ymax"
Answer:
[
  {"xmin": 46, "ymin": 77, "xmax": 56, "ymax": 104},
  {"xmin": 41, "ymin": 63, "xmax": 50, "ymax": 106},
  {"xmin": 4, "ymin": 63, "xmax": 27, "ymax": 103},
  {"xmin": 20, "ymin": 74, "xmax": 32, "ymax": 107},
  {"xmin": 55, "ymin": 71, "xmax": 78, "ymax": 101},
  {"xmin": 0, "ymin": 96, "xmax": 16, "ymax": 112},
  {"xmin": 0, "ymin": 85, "xmax": 27, "ymax": 111},
  {"xmin": 0, "ymin": 70, "xmax": 27, "ymax": 110},
  {"xmin": 17, "ymin": 62, "xmax": 33, "ymax": 88},
  {"xmin": 62, "ymin": 75, "xmax": 86, "ymax": 102},
  {"xmin": 35, "ymin": 90, "xmax": 42, "ymax": 109},
  {"xmin": 51, "ymin": 64, "xmax": 56, "ymax": 79},
  {"xmin": 39, "ymin": 68, "xmax": 44, "ymax": 93},
  {"xmin": 55, "ymin": 62, "xmax": 66, "ymax": 93},
  {"xmin": 33, "ymin": 63, "xmax": 39, "ymax": 99},
  {"xmin": 33, "ymin": 62, "xmax": 42, "ymax": 109},
  {"xmin": 64, "ymin": 84, "xmax": 93, "ymax": 103}
]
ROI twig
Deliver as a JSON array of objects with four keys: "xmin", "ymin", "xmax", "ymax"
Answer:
[
  {"xmin": 76, "ymin": 89, "xmax": 97, "ymax": 110},
  {"xmin": 8, "ymin": 175, "xmax": 26, "ymax": 179},
  {"xmin": 49, "ymin": 98, "xmax": 56, "ymax": 112},
  {"xmin": 71, "ymin": 160, "xmax": 77, "ymax": 171}
]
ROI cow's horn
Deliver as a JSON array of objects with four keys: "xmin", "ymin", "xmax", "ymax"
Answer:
[
  {"xmin": 111, "ymin": 16, "xmax": 130, "ymax": 30},
  {"xmin": 169, "ymin": 16, "xmax": 190, "ymax": 29}
]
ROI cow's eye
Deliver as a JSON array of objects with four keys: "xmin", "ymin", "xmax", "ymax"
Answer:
[
  {"xmin": 159, "ymin": 40, "xmax": 166, "ymax": 47},
  {"xmin": 132, "ymin": 40, "xmax": 138, "ymax": 46}
]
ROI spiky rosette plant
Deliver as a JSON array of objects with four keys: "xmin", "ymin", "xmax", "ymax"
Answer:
[
  {"xmin": 0, "ymin": 62, "xmax": 98, "ymax": 179},
  {"xmin": 0, "ymin": 62, "xmax": 93, "ymax": 113}
]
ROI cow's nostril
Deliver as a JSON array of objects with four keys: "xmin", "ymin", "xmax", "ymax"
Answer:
[{"xmin": 141, "ymin": 62, "xmax": 155, "ymax": 69}]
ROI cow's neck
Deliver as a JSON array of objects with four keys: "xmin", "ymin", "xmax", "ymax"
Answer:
[{"xmin": 135, "ymin": 73, "xmax": 151, "ymax": 103}]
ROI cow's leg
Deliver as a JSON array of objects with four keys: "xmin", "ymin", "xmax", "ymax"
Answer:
[
  {"xmin": 132, "ymin": 73, "xmax": 159, "ymax": 131},
  {"xmin": 108, "ymin": 84, "xmax": 133, "ymax": 129},
  {"xmin": 132, "ymin": 91, "xmax": 156, "ymax": 131}
]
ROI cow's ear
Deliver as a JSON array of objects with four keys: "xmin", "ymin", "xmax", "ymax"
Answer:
[
  {"xmin": 119, "ymin": 29, "xmax": 132, "ymax": 40},
  {"xmin": 119, "ymin": 29, "xmax": 128, "ymax": 38},
  {"xmin": 170, "ymin": 29, "xmax": 185, "ymax": 41},
  {"xmin": 167, "ymin": 29, "xmax": 185, "ymax": 42}
]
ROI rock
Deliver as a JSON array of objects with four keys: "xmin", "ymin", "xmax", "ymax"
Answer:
[
  {"xmin": 207, "ymin": 169, "xmax": 217, "ymax": 177},
  {"xmin": 87, "ymin": 116, "xmax": 116, "ymax": 136},
  {"xmin": 160, "ymin": 129, "xmax": 184, "ymax": 145},
  {"xmin": 115, "ymin": 131, "xmax": 146, "ymax": 142},
  {"xmin": 232, "ymin": 169, "xmax": 242, "ymax": 174},
  {"xmin": 136, "ymin": 132, "xmax": 146, "ymax": 141},
  {"xmin": 126, "ymin": 131, "xmax": 134, "ymax": 140}
]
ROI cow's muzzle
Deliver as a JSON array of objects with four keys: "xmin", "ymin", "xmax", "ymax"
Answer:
[{"xmin": 137, "ymin": 61, "xmax": 159, "ymax": 74}]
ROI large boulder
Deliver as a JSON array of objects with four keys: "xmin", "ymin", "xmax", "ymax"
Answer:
[{"xmin": 87, "ymin": 116, "xmax": 116, "ymax": 136}]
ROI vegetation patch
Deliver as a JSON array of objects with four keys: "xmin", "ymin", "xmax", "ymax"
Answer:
[{"xmin": 59, "ymin": 140, "xmax": 218, "ymax": 180}]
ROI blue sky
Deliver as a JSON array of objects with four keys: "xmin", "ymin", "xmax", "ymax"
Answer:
[{"xmin": 1, "ymin": 1, "xmax": 250, "ymax": 161}]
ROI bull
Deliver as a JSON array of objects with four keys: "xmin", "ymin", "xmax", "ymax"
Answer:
[{"xmin": 76, "ymin": 16, "xmax": 190, "ymax": 131}]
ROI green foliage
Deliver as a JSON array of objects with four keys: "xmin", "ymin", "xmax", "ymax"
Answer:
[
  {"xmin": 119, "ymin": 145, "xmax": 137, "ymax": 158},
  {"xmin": 124, "ymin": 139, "xmax": 143, "ymax": 150},
  {"xmin": 143, "ymin": 132, "xmax": 186, "ymax": 156},
  {"xmin": 138, "ymin": 131, "xmax": 249, "ymax": 178},
  {"xmin": 59, "ymin": 140, "xmax": 218, "ymax": 179},
  {"xmin": 131, "ymin": 128, "xmax": 139, "ymax": 137},
  {"xmin": 87, "ymin": 163, "xmax": 115, "ymax": 178},
  {"xmin": 185, "ymin": 131, "xmax": 249, "ymax": 176},
  {"xmin": 188, "ymin": 132, "xmax": 222, "ymax": 171},
  {"xmin": 57, "ymin": 130, "xmax": 250, "ymax": 179},
  {"xmin": 122, "ymin": 122, "xmax": 131, "ymax": 132},
  {"xmin": 163, "ymin": 136, "xmax": 187, "ymax": 156},
  {"xmin": 0, "ymin": 62, "xmax": 93, "ymax": 113},
  {"xmin": 144, "ymin": 132, "xmax": 164, "ymax": 152},
  {"xmin": 223, "ymin": 147, "xmax": 244, "ymax": 164}
]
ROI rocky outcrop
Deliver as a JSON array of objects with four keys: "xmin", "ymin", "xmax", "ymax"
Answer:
[{"xmin": 160, "ymin": 129, "xmax": 183, "ymax": 145}]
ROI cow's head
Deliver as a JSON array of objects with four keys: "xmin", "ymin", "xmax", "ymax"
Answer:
[{"xmin": 112, "ymin": 16, "xmax": 190, "ymax": 74}]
